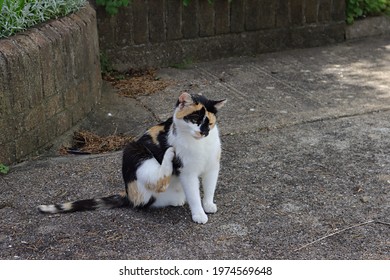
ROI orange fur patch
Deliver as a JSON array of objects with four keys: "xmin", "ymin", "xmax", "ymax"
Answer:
[
  {"xmin": 126, "ymin": 181, "xmax": 144, "ymax": 206},
  {"xmin": 146, "ymin": 175, "xmax": 171, "ymax": 193},
  {"xmin": 147, "ymin": 125, "xmax": 165, "ymax": 145},
  {"xmin": 206, "ymin": 111, "xmax": 216, "ymax": 129},
  {"xmin": 156, "ymin": 175, "xmax": 171, "ymax": 192},
  {"xmin": 175, "ymin": 103, "xmax": 204, "ymax": 119}
]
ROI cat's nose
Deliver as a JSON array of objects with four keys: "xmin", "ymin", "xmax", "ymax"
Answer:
[{"xmin": 200, "ymin": 130, "xmax": 209, "ymax": 137}]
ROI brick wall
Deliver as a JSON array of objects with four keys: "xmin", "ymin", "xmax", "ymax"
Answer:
[
  {"xmin": 0, "ymin": 4, "xmax": 102, "ymax": 165},
  {"xmin": 95, "ymin": 0, "xmax": 346, "ymax": 70}
]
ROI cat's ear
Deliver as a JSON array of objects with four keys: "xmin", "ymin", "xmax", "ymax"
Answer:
[
  {"xmin": 213, "ymin": 99, "xmax": 227, "ymax": 110},
  {"xmin": 178, "ymin": 92, "xmax": 193, "ymax": 108}
]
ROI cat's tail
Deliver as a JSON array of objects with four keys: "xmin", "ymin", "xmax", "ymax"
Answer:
[{"xmin": 37, "ymin": 192, "xmax": 130, "ymax": 214}]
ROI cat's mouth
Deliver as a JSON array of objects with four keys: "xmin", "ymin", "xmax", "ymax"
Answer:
[{"xmin": 194, "ymin": 132, "xmax": 206, "ymax": 139}]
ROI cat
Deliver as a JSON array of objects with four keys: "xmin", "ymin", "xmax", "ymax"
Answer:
[{"xmin": 38, "ymin": 92, "xmax": 226, "ymax": 224}]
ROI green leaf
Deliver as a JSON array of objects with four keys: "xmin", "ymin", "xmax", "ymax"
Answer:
[{"xmin": 0, "ymin": 164, "xmax": 10, "ymax": 175}]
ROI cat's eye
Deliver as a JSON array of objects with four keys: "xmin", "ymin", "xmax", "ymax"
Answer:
[{"xmin": 186, "ymin": 113, "xmax": 203, "ymax": 124}]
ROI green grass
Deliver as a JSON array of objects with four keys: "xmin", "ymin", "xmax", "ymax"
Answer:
[
  {"xmin": 0, "ymin": 0, "xmax": 87, "ymax": 38},
  {"xmin": 346, "ymin": 0, "xmax": 390, "ymax": 24},
  {"xmin": 171, "ymin": 58, "xmax": 194, "ymax": 69},
  {"xmin": 0, "ymin": 163, "xmax": 9, "ymax": 175}
]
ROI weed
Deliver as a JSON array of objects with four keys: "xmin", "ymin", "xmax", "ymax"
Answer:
[
  {"xmin": 171, "ymin": 58, "xmax": 194, "ymax": 69},
  {"xmin": 100, "ymin": 51, "xmax": 113, "ymax": 75},
  {"xmin": 96, "ymin": 0, "xmax": 130, "ymax": 15},
  {"xmin": 0, "ymin": 163, "xmax": 9, "ymax": 175},
  {"xmin": 346, "ymin": 0, "xmax": 390, "ymax": 24}
]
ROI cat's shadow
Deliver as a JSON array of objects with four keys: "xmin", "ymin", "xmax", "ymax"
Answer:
[{"xmin": 130, "ymin": 205, "xmax": 192, "ymax": 225}]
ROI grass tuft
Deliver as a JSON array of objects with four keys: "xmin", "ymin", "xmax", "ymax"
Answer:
[{"xmin": 0, "ymin": 0, "xmax": 87, "ymax": 38}]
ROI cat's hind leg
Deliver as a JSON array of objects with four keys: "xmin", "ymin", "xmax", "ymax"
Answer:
[
  {"xmin": 136, "ymin": 147, "xmax": 175, "ymax": 194},
  {"xmin": 152, "ymin": 177, "xmax": 186, "ymax": 208}
]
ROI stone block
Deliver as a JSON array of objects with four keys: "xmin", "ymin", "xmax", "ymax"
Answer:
[
  {"xmin": 11, "ymin": 35, "xmax": 44, "ymax": 109},
  {"xmin": 166, "ymin": 0, "xmax": 183, "ymax": 40},
  {"xmin": 290, "ymin": 0, "xmax": 304, "ymax": 25},
  {"xmin": 64, "ymin": 87, "xmax": 79, "ymax": 108},
  {"xmin": 58, "ymin": 16, "xmax": 80, "ymax": 83},
  {"xmin": 245, "ymin": 0, "xmax": 259, "ymax": 31},
  {"xmin": 0, "ymin": 116, "xmax": 12, "ymax": 145},
  {"xmin": 132, "ymin": 0, "xmax": 149, "ymax": 44},
  {"xmin": 276, "ymin": 0, "xmax": 290, "ymax": 27},
  {"xmin": 24, "ymin": 105, "xmax": 46, "ymax": 132},
  {"xmin": 116, "ymin": 6, "xmax": 133, "ymax": 46},
  {"xmin": 71, "ymin": 102, "xmax": 86, "ymax": 125},
  {"xmin": 54, "ymin": 110, "xmax": 73, "ymax": 136},
  {"xmin": 331, "ymin": 0, "xmax": 345, "ymax": 22},
  {"xmin": 0, "ymin": 52, "xmax": 11, "ymax": 118},
  {"xmin": 96, "ymin": 5, "xmax": 117, "ymax": 49},
  {"xmin": 230, "ymin": 0, "xmax": 245, "ymax": 33},
  {"xmin": 246, "ymin": 0, "xmax": 275, "ymax": 30},
  {"xmin": 45, "ymin": 94, "xmax": 64, "ymax": 119},
  {"xmin": 39, "ymin": 24, "xmax": 67, "ymax": 95},
  {"xmin": 258, "ymin": 0, "xmax": 276, "ymax": 29},
  {"xmin": 305, "ymin": 0, "xmax": 319, "ymax": 23},
  {"xmin": 199, "ymin": 0, "xmax": 215, "ymax": 37},
  {"xmin": 182, "ymin": 0, "xmax": 199, "ymax": 38},
  {"xmin": 318, "ymin": 0, "xmax": 331, "ymax": 22},
  {"xmin": 11, "ymin": 112, "xmax": 25, "ymax": 139},
  {"xmin": 149, "ymin": 0, "xmax": 166, "ymax": 42},
  {"xmin": 15, "ymin": 129, "xmax": 39, "ymax": 159},
  {"xmin": 26, "ymin": 30, "xmax": 56, "ymax": 98},
  {"xmin": 215, "ymin": 0, "xmax": 230, "ymax": 34},
  {"xmin": 0, "ymin": 40, "xmax": 31, "ymax": 113},
  {"xmin": 0, "ymin": 140, "xmax": 15, "ymax": 165}
]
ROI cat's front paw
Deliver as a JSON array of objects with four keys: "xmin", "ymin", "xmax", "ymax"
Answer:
[
  {"xmin": 192, "ymin": 212, "xmax": 208, "ymax": 224},
  {"xmin": 164, "ymin": 147, "xmax": 175, "ymax": 162},
  {"xmin": 203, "ymin": 202, "xmax": 217, "ymax": 214}
]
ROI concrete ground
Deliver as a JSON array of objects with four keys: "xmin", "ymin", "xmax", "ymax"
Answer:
[{"xmin": 1, "ymin": 35, "xmax": 389, "ymax": 260}]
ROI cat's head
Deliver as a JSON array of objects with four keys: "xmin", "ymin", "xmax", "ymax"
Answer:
[{"xmin": 173, "ymin": 92, "xmax": 226, "ymax": 139}]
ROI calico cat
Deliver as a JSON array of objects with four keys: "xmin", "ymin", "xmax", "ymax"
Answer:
[{"xmin": 38, "ymin": 92, "xmax": 226, "ymax": 224}]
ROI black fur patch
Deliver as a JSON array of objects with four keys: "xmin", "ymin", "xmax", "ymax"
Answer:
[
  {"xmin": 69, "ymin": 199, "xmax": 98, "ymax": 212},
  {"xmin": 172, "ymin": 156, "xmax": 182, "ymax": 176},
  {"xmin": 139, "ymin": 196, "xmax": 156, "ymax": 208},
  {"xmin": 101, "ymin": 194, "xmax": 130, "ymax": 208},
  {"xmin": 200, "ymin": 116, "xmax": 210, "ymax": 136},
  {"xmin": 122, "ymin": 118, "xmax": 175, "ymax": 187},
  {"xmin": 183, "ymin": 107, "xmax": 206, "ymax": 125},
  {"xmin": 190, "ymin": 94, "xmax": 221, "ymax": 114}
]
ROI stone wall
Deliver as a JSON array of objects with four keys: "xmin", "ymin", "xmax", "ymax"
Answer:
[
  {"xmin": 95, "ymin": 0, "xmax": 346, "ymax": 70},
  {"xmin": 0, "ymin": 4, "xmax": 102, "ymax": 165}
]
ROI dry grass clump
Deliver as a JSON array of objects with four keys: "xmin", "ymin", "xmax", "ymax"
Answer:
[
  {"xmin": 61, "ymin": 130, "xmax": 134, "ymax": 155},
  {"xmin": 103, "ymin": 69, "xmax": 172, "ymax": 97}
]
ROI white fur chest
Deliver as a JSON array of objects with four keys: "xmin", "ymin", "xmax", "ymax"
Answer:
[{"xmin": 169, "ymin": 125, "xmax": 221, "ymax": 176}]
